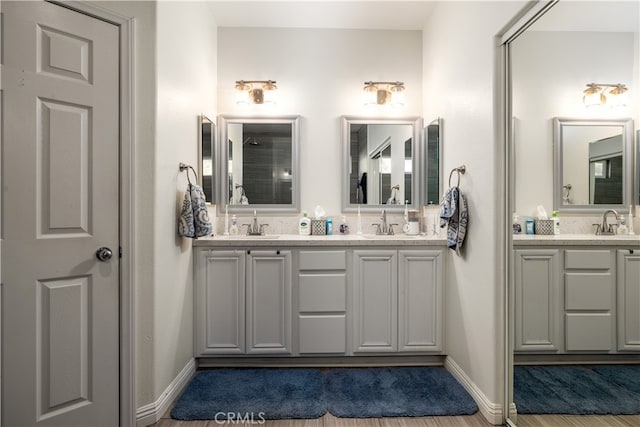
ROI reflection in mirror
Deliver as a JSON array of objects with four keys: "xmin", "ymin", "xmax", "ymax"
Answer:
[
  {"xmin": 553, "ymin": 118, "xmax": 633, "ymax": 212},
  {"xmin": 343, "ymin": 116, "xmax": 423, "ymax": 212},
  {"xmin": 507, "ymin": 2, "xmax": 640, "ymax": 425},
  {"xmin": 198, "ymin": 114, "xmax": 215, "ymax": 204},
  {"xmin": 425, "ymin": 118, "xmax": 442, "ymax": 205},
  {"xmin": 219, "ymin": 115, "xmax": 300, "ymax": 213}
]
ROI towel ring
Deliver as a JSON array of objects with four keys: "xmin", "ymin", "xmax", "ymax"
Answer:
[
  {"xmin": 179, "ymin": 162, "xmax": 198, "ymax": 185},
  {"xmin": 448, "ymin": 165, "xmax": 466, "ymax": 188}
]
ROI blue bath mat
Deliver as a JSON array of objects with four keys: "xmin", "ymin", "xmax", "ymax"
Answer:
[
  {"xmin": 170, "ymin": 368, "xmax": 326, "ymax": 420},
  {"xmin": 594, "ymin": 365, "xmax": 640, "ymax": 395},
  {"xmin": 323, "ymin": 367, "xmax": 478, "ymax": 418},
  {"xmin": 514, "ymin": 366, "xmax": 640, "ymax": 414}
]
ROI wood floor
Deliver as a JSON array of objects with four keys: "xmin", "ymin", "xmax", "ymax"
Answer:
[
  {"xmin": 516, "ymin": 414, "xmax": 640, "ymax": 427},
  {"xmin": 153, "ymin": 413, "xmax": 640, "ymax": 426},
  {"xmin": 153, "ymin": 412, "xmax": 493, "ymax": 426}
]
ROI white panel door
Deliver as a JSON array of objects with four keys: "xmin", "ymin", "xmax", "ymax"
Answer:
[
  {"xmin": 617, "ymin": 250, "xmax": 640, "ymax": 351},
  {"xmin": 514, "ymin": 249, "xmax": 562, "ymax": 352},
  {"xmin": 353, "ymin": 250, "xmax": 397, "ymax": 353},
  {"xmin": 196, "ymin": 250, "xmax": 246, "ymax": 355},
  {"xmin": 246, "ymin": 251, "xmax": 292, "ymax": 354},
  {"xmin": 398, "ymin": 250, "xmax": 443, "ymax": 352},
  {"xmin": 2, "ymin": 2, "xmax": 120, "ymax": 425}
]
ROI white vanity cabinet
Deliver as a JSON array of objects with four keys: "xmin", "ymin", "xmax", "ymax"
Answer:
[
  {"xmin": 353, "ymin": 249, "xmax": 443, "ymax": 354},
  {"xmin": 617, "ymin": 249, "xmax": 640, "ymax": 351},
  {"xmin": 514, "ymin": 238, "xmax": 640, "ymax": 355},
  {"xmin": 195, "ymin": 249, "xmax": 292, "ymax": 356},
  {"xmin": 194, "ymin": 237, "xmax": 447, "ymax": 359},
  {"xmin": 514, "ymin": 249, "xmax": 562, "ymax": 352}
]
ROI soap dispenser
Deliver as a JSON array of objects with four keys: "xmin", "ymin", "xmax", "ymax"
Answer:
[
  {"xmin": 229, "ymin": 214, "xmax": 239, "ymax": 235},
  {"xmin": 299, "ymin": 211, "xmax": 311, "ymax": 235}
]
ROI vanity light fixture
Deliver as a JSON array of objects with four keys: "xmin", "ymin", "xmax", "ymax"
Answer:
[
  {"xmin": 363, "ymin": 81, "xmax": 405, "ymax": 107},
  {"xmin": 583, "ymin": 83, "xmax": 629, "ymax": 107},
  {"xmin": 235, "ymin": 80, "xmax": 277, "ymax": 105}
]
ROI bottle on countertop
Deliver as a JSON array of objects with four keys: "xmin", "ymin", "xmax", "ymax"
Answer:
[
  {"xmin": 512, "ymin": 213, "xmax": 522, "ymax": 234},
  {"xmin": 628, "ymin": 205, "xmax": 635, "ymax": 235},
  {"xmin": 326, "ymin": 217, "xmax": 333, "ymax": 235},
  {"xmin": 229, "ymin": 214, "xmax": 239, "ymax": 235},
  {"xmin": 552, "ymin": 211, "xmax": 560, "ymax": 235},
  {"xmin": 299, "ymin": 211, "xmax": 311, "ymax": 235},
  {"xmin": 339, "ymin": 215, "xmax": 349, "ymax": 234},
  {"xmin": 617, "ymin": 215, "xmax": 628, "ymax": 235},
  {"xmin": 525, "ymin": 217, "xmax": 534, "ymax": 235}
]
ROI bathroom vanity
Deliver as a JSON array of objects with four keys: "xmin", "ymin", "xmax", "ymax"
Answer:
[
  {"xmin": 193, "ymin": 235, "xmax": 446, "ymax": 359},
  {"xmin": 513, "ymin": 235, "xmax": 640, "ymax": 356}
]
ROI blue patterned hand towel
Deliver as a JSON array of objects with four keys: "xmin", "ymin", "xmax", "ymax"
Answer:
[
  {"xmin": 439, "ymin": 186, "xmax": 468, "ymax": 256},
  {"xmin": 178, "ymin": 183, "xmax": 212, "ymax": 238}
]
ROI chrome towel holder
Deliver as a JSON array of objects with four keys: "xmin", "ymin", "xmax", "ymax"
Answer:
[
  {"xmin": 448, "ymin": 165, "xmax": 466, "ymax": 188},
  {"xmin": 179, "ymin": 162, "xmax": 198, "ymax": 184}
]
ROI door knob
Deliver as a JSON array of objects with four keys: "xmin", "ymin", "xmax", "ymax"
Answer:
[{"xmin": 96, "ymin": 247, "xmax": 113, "ymax": 262}]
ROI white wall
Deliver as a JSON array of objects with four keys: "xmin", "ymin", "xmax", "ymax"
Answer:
[
  {"xmin": 89, "ymin": 0, "xmax": 159, "ymax": 407},
  {"xmin": 91, "ymin": 0, "xmax": 218, "ymax": 411},
  {"xmin": 154, "ymin": 0, "xmax": 217, "ymax": 401},
  {"xmin": 511, "ymin": 31, "xmax": 635, "ymax": 216},
  {"xmin": 422, "ymin": 0, "xmax": 526, "ymax": 413},
  {"xmin": 217, "ymin": 28, "xmax": 422, "ymax": 217}
]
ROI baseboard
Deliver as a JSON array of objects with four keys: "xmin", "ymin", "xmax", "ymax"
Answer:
[
  {"xmin": 445, "ymin": 356, "xmax": 504, "ymax": 425},
  {"xmin": 136, "ymin": 358, "xmax": 196, "ymax": 427}
]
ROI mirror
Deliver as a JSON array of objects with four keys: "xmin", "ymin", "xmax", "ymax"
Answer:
[
  {"xmin": 510, "ymin": 1, "xmax": 637, "ymax": 216},
  {"xmin": 553, "ymin": 118, "xmax": 634, "ymax": 213},
  {"xmin": 506, "ymin": 1, "xmax": 639, "ymax": 426},
  {"xmin": 219, "ymin": 115, "xmax": 300, "ymax": 213},
  {"xmin": 198, "ymin": 114, "xmax": 215, "ymax": 204},
  {"xmin": 342, "ymin": 116, "xmax": 423, "ymax": 212},
  {"xmin": 425, "ymin": 118, "xmax": 442, "ymax": 205}
]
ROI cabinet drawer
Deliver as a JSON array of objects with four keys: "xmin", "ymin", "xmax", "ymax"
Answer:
[
  {"xmin": 565, "ymin": 250, "xmax": 611, "ymax": 270},
  {"xmin": 565, "ymin": 313, "xmax": 612, "ymax": 351},
  {"xmin": 299, "ymin": 315, "xmax": 346, "ymax": 353},
  {"xmin": 299, "ymin": 251, "xmax": 346, "ymax": 270},
  {"xmin": 565, "ymin": 272, "xmax": 613, "ymax": 310},
  {"xmin": 299, "ymin": 274, "xmax": 346, "ymax": 312}
]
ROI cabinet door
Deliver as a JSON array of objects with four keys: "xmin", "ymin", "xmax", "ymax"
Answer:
[
  {"xmin": 195, "ymin": 250, "xmax": 245, "ymax": 355},
  {"xmin": 246, "ymin": 251, "xmax": 292, "ymax": 354},
  {"xmin": 398, "ymin": 250, "xmax": 443, "ymax": 352},
  {"xmin": 353, "ymin": 250, "xmax": 397, "ymax": 353},
  {"xmin": 514, "ymin": 249, "xmax": 562, "ymax": 352},
  {"xmin": 617, "ymin": 249, "xmax": 640, "ymax": 351}
]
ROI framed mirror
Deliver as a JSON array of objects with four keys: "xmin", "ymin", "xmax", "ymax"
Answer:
[
  {"xmin": 425, "ymin": 118, "xmax": 442, "ymax": 205},
  {"xmin": 553, "ymin": 117, "xmax": 634, "ymax": 213},
  {"xmin": 342, "ymin": 116, "xmax": 423, "ymax": 212},
  {"xmin": 219, "ymin": 115, "xmax": 300, "ymax": 213},
  {"xmin": 198, "ymin": 114, "xmax": 215, "ymax": 204}
]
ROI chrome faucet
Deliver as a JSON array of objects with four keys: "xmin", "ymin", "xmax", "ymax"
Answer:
[
  {"xmin": 372, "ymin": 209, "xmax": 398, "ymax": 235},
  {"xmin": 243, "ymin": 210, "xmax": 269, "ymax": 235},
  {"xmin": 593, "ymin": 209, "xmax": 619, "ymax": 235}
]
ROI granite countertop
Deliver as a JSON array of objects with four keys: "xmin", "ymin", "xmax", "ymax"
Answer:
[
  {"xmin": 513, "ymin": 233, "xmax": 640, "ymax": 247},
  {"xmin": 193, "ymin": 233, "xmax": 448, "ymax": 247}
]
